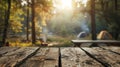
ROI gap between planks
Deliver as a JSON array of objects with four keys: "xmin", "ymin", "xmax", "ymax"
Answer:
[
  {"xmin": 61, "ymin": 47, "xmax": 103, "ymax": 67},
  {"xmin": 80, "ymin": 47, "xmax": 120, "ymax": 67},
  {"xmin": 20, "ymin": 48, "xmax": 59, "ymax": 67}
]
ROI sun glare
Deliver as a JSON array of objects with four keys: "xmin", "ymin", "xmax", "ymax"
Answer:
[
  {"xmin": 52, "ymin": 0, "xmax": 88, "ymax": 13},
  {"xmin": 82, "ymin": 0, "xmax": 88, "ymax": 7},
  {"xmin": 53, "ymin": 0, "xmax": 73, "ymax": 10},
  {"xmin": 61, "ymin": 0, "xmax": 72, "ymax": 9},
  {"xmin": 75, "ymin": 0, "xmax": 88, "ymax": 7}
]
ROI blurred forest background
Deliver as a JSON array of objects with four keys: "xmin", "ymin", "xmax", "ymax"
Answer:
[{"xmin": 0, "ymin": 0, "xmax": 120, "ymax": 47}]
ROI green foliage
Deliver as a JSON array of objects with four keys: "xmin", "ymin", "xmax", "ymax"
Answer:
[
  {"xmin": 0, "ymin": 0, "xmax": 24, "ymax": 34},
  {"xmin": 95, "ymin": 0, "xmax": 120, "ymax": 39},
  {"xmin": 9, "ymin": 1, "xmax": 24, "ymax": 33},
  {"xmin": 0, "ymin": 1, "xmax": 6, "ymax": 33}
]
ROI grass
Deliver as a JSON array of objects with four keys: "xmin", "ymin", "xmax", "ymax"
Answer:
[
  {"xmin": 5, "ymin": 34, "xmax": 92, "ymax": 47},
  {"xmin": 9, "ymin": 42, "xmax": 32, "ymax": 47},
  {"xmin": 47, "ymin": 35, "xmax": 75, "ymax": 47},
  {"xmin": 52, "ymin": 41, "xmax": 74, "ymax": 47}
]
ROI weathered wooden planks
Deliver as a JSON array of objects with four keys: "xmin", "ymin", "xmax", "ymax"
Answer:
[
  {"xmin": 0, "ymin": 47, "xmax": 20, "ymax": 56},
  {"xmin": 20, "ymin": 48, "xmax": 58, "ymax": 67},
  {"xmin": 0, "ymin": 47, "xmax": 39, "ymax": 67},
  {"xmin": 94, "ymin": 47, "xmax": 120, "ymax": 66},
  {"xmin": 100, "ymin": 46, "xmax": 120, "ymax": 53},
  {"xmin": 0, "ymin": 47, "xmax": 119, "ymax": 67},
  {"xmin": 82, "ymin": 47, "xmax": 120, "ymax": 67},
  {"xmin": 61, "ymin": 47, "xmax": 103, "ymax": 67}
]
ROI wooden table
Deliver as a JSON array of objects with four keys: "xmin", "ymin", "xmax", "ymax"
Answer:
[
  {"xmin": 0, "ymin": 47, "xmax": 120, "ymax": 67},
  {"xmin": 72, "ymin": 40, "xmax": 120, "ymax": 47}
]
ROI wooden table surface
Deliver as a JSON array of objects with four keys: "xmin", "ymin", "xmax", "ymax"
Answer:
[
  {"xmin": 0, "ymin": 47, "xmax": 120, "ymax": 67},
  {"xmin": 72, "ymin": 40, "xmax": 120, "ymax": 43}
]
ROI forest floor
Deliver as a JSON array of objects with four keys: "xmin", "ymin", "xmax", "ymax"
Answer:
[{"xmin": 2, "ymin": 34, "xmax": 119, "ymax": 47}]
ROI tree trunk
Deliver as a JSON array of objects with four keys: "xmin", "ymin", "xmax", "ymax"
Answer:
[
  {"xmin": 2, "ymin": 0, "xmax": 11, "ymax": 46},
  {"xmin": 90, "ymin": 0, "xmax": 97, "ymax": 47},
  {"xmin": 91, "ymin": 0, "xmax": 96, "ymax": 40},
  {"xmin": 114, "ymin": 29, "xmax": 119, "ymax": 40},
  {"xmin": 114, "ymin": 0, "xmax": 118, "ymax": 39},
  {"xmin": 26, "ymin": 0, "xmax": 29, "ymax": 41},
  {"xmin": 31, "ymin": 0, "xmax": 36, "ymax": 44},
  {"xmin": 115, "ymin": 0, "xmax": 118, "ymax": 10}
]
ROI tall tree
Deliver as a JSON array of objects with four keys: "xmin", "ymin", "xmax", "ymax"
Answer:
[
  {"xmin": 2, "ymin": 0, "xmax": 11, "ymax": 46},
  {"xmin": 26, "ymin": 0, "xmax": 30, "ymax": 41},
  {"xmin": 90, "ymin": 0, "xmax": 97, "ymax": 47},
  {"xmin": 91, "ymin": 0, "xmax": 96, "ymax": 40},
  {"xmin": 31, "ymin": 0, "xmax": 36, "ymax": 44},
  {"xmin": 115, "ymin": 0, "xmax": 118, "ymax": 10}
]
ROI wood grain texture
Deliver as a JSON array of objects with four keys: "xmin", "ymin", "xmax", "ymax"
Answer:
[
  {"xmin": 61, "ymin": 47, "xmax": 103, "ymax": 67},
  {"xmin": 82, "ymin": 47, "xmax": 120, "ymax": 67},
  {"xmin": 0, "ymin": 47, "xmax": 20, "ymax": 56},
  {"xmin": 20, "ymin": 48, "xmax": 58, "ymax": 67},
  {"xmin": 0, "ymin": 47, "xmax": 39, "ymax": 67},
  {"xmin": 0, "ymin": 47, "xmax": 119, "ymax": 67},
  {"xmin": 101, "ymin": 46, "xmax": 120, "ymax": 53}
]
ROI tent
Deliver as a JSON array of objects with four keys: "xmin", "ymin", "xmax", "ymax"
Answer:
[{"xmin": 97, "ymin": 30, "xmax": 113, "ymax": 40}]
